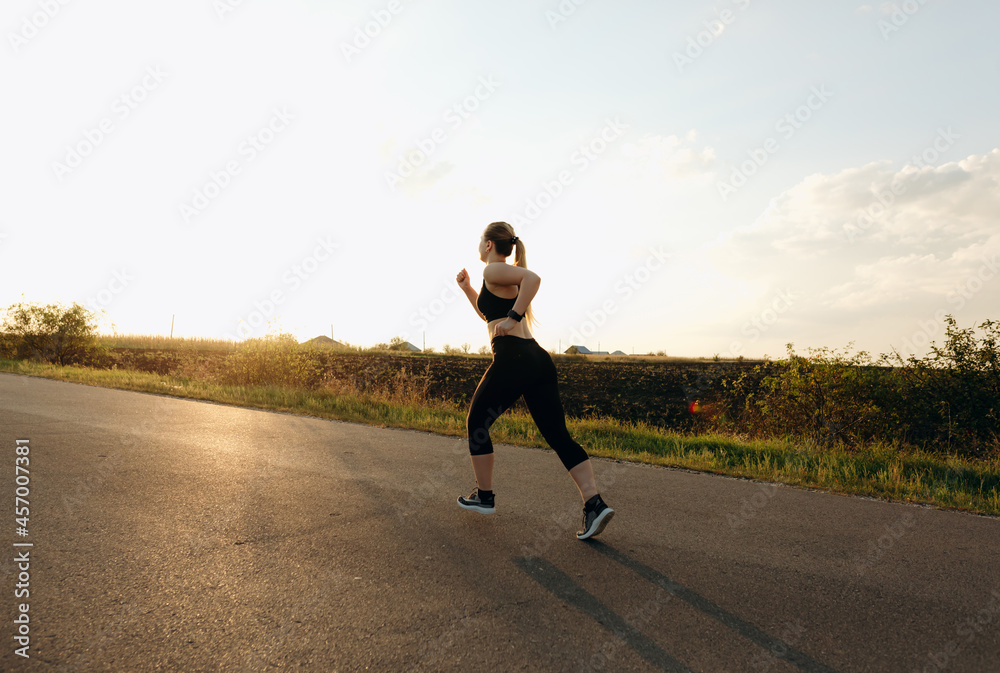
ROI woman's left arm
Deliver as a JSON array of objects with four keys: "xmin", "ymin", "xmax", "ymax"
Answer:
[
  {"xmin": 485, "ymin": 265, "xmax": 539, "ymax": 337},
  {"xmin": 483, "ymin": 263, "xmax": 540, "ymax": 317}
]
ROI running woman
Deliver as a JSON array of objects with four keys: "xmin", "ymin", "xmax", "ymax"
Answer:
[{"xmin": 454, "ymin": 221, "xmax": 614, "ymax": 540}]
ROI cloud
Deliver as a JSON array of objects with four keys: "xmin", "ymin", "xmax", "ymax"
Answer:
[
  {"xmin": 706, "ymin": 149, "xmax": 1000, "ymax": 350},
  {"xmin": 396, "ymin": 160, "xmax": 457, "ymax": 196},
  {"xmin": 615, "ymin": 130, "xmax": 717, "ymax": 181}
]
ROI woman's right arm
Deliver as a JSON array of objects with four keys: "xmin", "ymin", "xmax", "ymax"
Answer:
[{"xmin": 456, "ymin": 268, "xmax": 487, "ymax": 322}]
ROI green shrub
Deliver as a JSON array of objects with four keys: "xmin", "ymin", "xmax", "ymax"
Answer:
[
  {"xmin": 711, "ymin": 316, "xmax": 1000, "ymax": 458},
  {"xmin": 1, "ymin": 300, "xmax": 104, "ymax": 365},
  {"xmin": 880, "ymin": 315, "xmax": 999, "ymax": 457},
  {"xmin": 217, "ymin": 333, "xmax": 322, "ymax": 388}
]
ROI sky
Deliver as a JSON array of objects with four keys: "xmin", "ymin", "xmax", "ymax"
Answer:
[{"xmin": 2, "ymin": 0, "xmax": 998, "ymax": 359}]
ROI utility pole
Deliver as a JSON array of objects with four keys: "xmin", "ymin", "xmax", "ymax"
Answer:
[
  {"xmin": 170, "ymin": 314, "xmax": 174, "ymax": 339},
  {"xmin": 330, "ymin": 323, "xmax": 334, "ymax": 340},
  {"xmin": 423, "ymin": 332, "xmax": 425, "ymax": 352}
]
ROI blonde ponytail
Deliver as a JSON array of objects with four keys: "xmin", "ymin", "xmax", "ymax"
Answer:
[{"xmin": 484, "ymin": 221, "xmax": 537, "ymax": 329}]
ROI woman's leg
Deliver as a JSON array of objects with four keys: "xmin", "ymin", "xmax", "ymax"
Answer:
[
  {"xmin": 568, "ymin": 459, "xmax": 598, "ymax": 502},
  {"xmin": 520, "ymin": 351, "xmax": 596, "ymax": 501},
  {"xmin": 470, "ymin": 453, "xmax": 494, "ymax": 491},
  {"xmin": 520, "ymin": 343, "xmax": 614, "ymax": 539},
  {"xmin": 466, "ymin": 347, "xmax": 526, "ymax": 491}
]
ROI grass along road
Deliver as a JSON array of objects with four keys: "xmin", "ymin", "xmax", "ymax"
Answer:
[{"xmin": 1, "ymin": 357, "xmax": 997, "ymax": 517}]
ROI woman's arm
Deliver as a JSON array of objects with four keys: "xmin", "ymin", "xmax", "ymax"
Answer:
[
  {"xmin": 456, "ymin": 268, "xmax": 487, "ymax": 322},
  {"xmin": 483, "ymin": 263, "xmax": 541, "ymax": 317}
]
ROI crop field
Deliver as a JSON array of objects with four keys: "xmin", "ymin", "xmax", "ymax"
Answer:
[
  {"xmin": 83, "ymin": 344, "xmax": 755, "ymax": 432},
  {"xmin": 4, "ymin": 327, "xmax": 998, "ymax": 515},
  {"xmin": 5, "ymin": 312, "xmax": 997, "ymax": 464}
]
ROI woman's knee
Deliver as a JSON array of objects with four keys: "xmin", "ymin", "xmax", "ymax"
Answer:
[
  {"xmin": 559, "ymin": 446, "xmax": 589, "ymax": 471},
  {"xmin": 467, "ymin": 404, "xmax": 492, "ymax": 449},
  {"xmin": 468, "ymin": 426, "xmax": 493, "ymax": 456}
]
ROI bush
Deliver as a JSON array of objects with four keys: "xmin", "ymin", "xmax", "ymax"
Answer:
[
  {"xmin": 1, "ymin": 300, "xmax": 104, "ymax": 365},
  {"xmin": 217, "ymin": 333, "xmax": 322, "ymax": 388},
  {"xmin": 880, "ymin": 315, "xmax": 999, "ymax": 456},
  {"xmin": 0, "ymin": 331, "xmax": 16, "ymax": 360},
  {"xmin": 711, "ymin": 316, "xmax": 1000, "ymax": 458},
  {"xmin": 713, "ymin": 342, "xmax": 889, "ymax": 447}
]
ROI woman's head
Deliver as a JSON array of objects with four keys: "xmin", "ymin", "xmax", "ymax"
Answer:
[
  {"xmin": 480, "ymin": 221, "xmax": 526, "ymax": 267},
  {"xmin": 479, "ymin": 221, "xmax": 536, "ymax": 328}
]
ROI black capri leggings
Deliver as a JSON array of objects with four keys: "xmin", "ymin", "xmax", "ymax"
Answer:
[{"xmin": 467, "ymin": 335, "xmax": 589, "ymax": 471}]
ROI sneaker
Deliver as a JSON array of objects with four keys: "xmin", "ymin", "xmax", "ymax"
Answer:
[
  {"xmin": 457, "ymin": 488, "xmax": 495, "ymax": 515},
  {"xmin": 577, "ymin": 498, "xmax": 614, "ymax": 540}
]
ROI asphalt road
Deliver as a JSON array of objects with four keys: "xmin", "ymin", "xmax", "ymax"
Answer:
[{"xmin": 1, "ymin": 372, "xmax": 998, "ymax": 672}]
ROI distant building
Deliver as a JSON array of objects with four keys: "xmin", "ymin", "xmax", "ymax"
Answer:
[
  {"xmin": 565, "ymin": 345, "xmax": 611, "ymax": 355},
  {"xmin": 302, "ymin": 335, "xmax": 345, "ymax": 348},
  {"xmin": 402, "ymin": 341, "xmax": 421, "ymax": 352},
  {"xmin": 611, "ymin": 350, "xmax": 627, "ymax": 355}
]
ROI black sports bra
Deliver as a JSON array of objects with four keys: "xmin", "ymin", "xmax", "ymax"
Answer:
[{"xmin": 477, "ymin": 280, "xmax": 518, "ymax": 321}]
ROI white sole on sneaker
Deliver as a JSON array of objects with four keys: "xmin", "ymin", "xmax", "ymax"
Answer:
[
  {"xmin": 457, "ymin": 499, "xmax": 495, "ymax": 515},
  {"xmin": 577, "ymin": 508, "xmax": 614, "ymax": 539}
]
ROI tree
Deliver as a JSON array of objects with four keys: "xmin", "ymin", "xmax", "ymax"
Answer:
[{"xmin": 2, "ymin": 300, "xmax": 101, "ymax": 365}]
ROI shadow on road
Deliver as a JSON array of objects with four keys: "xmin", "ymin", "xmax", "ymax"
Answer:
[
  {"xmin": 513, "ymin": 553, "xmax": 693, "ymax": 672},
  {"xmin": 514, "ymin": 541, "xmax": 841, "ymax": 673}
]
